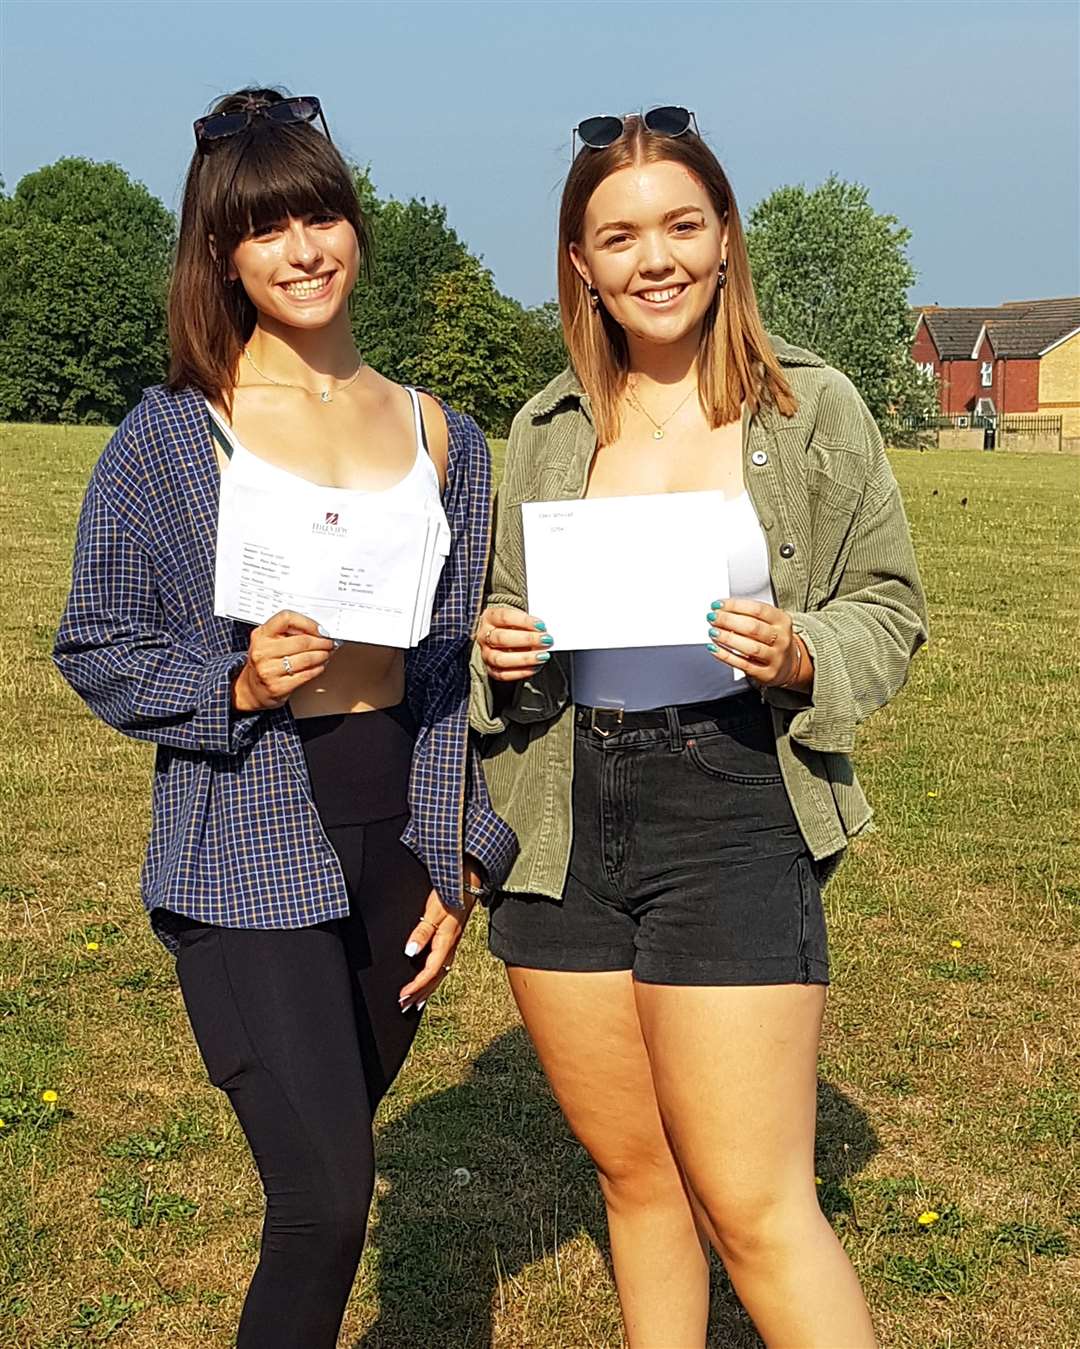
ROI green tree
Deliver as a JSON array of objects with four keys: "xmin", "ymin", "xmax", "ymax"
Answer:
[
  {"xmin": 0, "ymin": 159, "xmax": 172, "ymax": 423},
  {"xmin": 351, "ymin": 176, "xmax": 469, "ymax": 381},
  {"xmin": 517, "ymin": 299, "xmax": 568, "ymax": 395},
  {"xmin": 414, "ymin": 255, "xmax": 529, "ymax": 435},
  {"xmin": 746, "ymin": 175, "xmax": 924, "ymax": 422}
]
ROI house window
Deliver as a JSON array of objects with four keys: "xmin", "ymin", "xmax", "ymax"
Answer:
[
  {"xmin": 919, "ymin": 361, "xmax": 935, "ymax": 378},
  {"xmin": 980, "ymin": 361, "xmax": 993, "ymax": 388}
]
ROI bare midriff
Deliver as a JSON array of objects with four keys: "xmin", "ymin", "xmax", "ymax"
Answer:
[{"xmin": 289, "ymin": 641, "xmax": 405, "ymax": 718}]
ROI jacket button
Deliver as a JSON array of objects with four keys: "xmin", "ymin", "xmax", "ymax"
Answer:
[
  {"xmin": 751, "ymin": 450, "xmax": 768, "ymax": 466},
  {"xmin": 779, "ymin": 542, "xmax": 796, "ymax": 559}
]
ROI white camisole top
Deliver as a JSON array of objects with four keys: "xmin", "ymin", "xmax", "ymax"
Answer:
[{"xmin": 207, "ymin": 385, "xmax": 443, "ymax": 513}]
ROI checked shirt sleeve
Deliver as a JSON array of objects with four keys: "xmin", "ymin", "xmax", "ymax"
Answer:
[
  {"xmin": 463, "ymin": 734, "xmax": 517, "ymax": 888},
  {"xmin": 54, "ymin": 477, "xmax": 262, "ymax": 756}
]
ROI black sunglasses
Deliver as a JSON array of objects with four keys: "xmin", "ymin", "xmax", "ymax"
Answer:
[
  {"xmin": 572, "ymin": 106, "xmax": 699, "ymax": 158},
  {"xmin": 193, "ymin": 96, "xmax": 331, "ymax": 148}
]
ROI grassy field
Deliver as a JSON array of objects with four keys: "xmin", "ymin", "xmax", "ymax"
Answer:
[{"xmin": 1, "ymin": 425, "xmax": 1078, "ymax": 1348}]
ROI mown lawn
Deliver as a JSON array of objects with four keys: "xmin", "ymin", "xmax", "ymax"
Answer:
[{"xmin": 1, "ymin": 425, "xmax": 1077, "ymax": 1348}]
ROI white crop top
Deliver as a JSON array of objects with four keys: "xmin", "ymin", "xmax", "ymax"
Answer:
[
  {"xmin": 571, "ymin": 490, "xmax": 774, "ymax": 711},
  {"xmin": 206, "ymin": 385, "xmax": 443, "ymax": 511}
]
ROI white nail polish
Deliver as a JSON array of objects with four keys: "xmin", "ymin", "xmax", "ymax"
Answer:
[
  {"xmin": 416, "ymin": 1000, "xmax": 426, "ymax": 1011},
  {"xmin": 404, "ymin": 941, "xmax": 420, "ymax": 958}
]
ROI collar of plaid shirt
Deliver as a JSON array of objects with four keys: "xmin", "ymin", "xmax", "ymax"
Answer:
[{"xmin": 54, "ymin": 384, "xmax": 518, "ymax": 951}]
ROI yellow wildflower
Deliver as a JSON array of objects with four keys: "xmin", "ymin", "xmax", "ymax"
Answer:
[
  {"xmin": 0, "ymin": 1119, "xmax": 6, "ymax": 1128},
  {"xmin": 927, "ymin": 791, "xmax": 939, "ymax": 798},
  {"xmin": 41, "ymin": 1090, "xmax": 58, "ymax": 1104},
  {"xmin": 86, "ymin": 941, "xmax": 100, "ymax": 952},
  {"xmin": 814, "ymin": 1176, "xmax": 823, "ymax": 1186},
  {"xmin": 918, "ymin": 1211, "xmax": 940, "ymax": 1226},
  {"xmin": 950, "ymin": 939, "xmax": 962, "ymax": 950}
]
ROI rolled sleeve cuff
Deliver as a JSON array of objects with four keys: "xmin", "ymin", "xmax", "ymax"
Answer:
[
  {"xmin": 469, "ymin": 641, "xmax": 505, "ymax": 735},
  {"xmin": 468, "ymin": 643, "xmax": 571, "ymax": 734},
  {"xmin": 197, "ymin": 652, "xmax": 264, "ymax": 755},
  {"xmin": 773, "ymin": 615, "xmax": 857, "ymax": 756},
  {"xmin": 464, "ymin": 800, "xmax": 519, "ymax": 892}
]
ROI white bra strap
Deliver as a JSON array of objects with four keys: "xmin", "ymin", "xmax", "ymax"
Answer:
[{"xmin": 405, "ymin": 386, "xmax": 428, "ymax": 455}]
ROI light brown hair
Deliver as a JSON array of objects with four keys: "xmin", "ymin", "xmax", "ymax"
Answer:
[
  {"xmin": 557, "ymin": 116, "xmax": 796, "ymax": 444},
  {"xmin": 167, "ymin": 88, "xmax": 370, "ymax": 411}
]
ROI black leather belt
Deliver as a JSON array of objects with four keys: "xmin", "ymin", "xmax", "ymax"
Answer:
[{"xmin": 574, "ymin": 691, "xmax": 757, "ymax": 738}]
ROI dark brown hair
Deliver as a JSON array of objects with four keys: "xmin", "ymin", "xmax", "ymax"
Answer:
[
  {"xmin": 557, "ymin": 116, "xmax": 796, "ymax": 444},
  {"xmin": 167, "ymin": 88, "xmax": 370, "ymax": 411}
]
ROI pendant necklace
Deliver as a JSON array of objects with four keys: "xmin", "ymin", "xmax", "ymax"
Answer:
[
  {"xmin": 242, "ymin": 347, "xmax": 364, "ymax": 404},
  {"xmin": 626, "ymin": 379, "xmax": 697, "ymax": 439}
]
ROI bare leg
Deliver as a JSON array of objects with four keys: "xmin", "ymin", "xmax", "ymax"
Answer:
[
  {"xmin": 635, "ymin": 982, "xmax": 877, "ymax": 1349},
  {"xmin": 508, "ymin": 967, "xmax": 710, "ymax": 1349}
]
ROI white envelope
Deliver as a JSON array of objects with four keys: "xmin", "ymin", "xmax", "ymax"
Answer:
[{"xmin": 522, "ymin": 492, "xmax": 730, "ymax": 651}]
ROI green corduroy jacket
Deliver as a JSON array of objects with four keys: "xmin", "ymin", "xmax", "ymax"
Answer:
[{"xmin": 470, "ymin": 339, "xmax": 929, "ymax": 898}]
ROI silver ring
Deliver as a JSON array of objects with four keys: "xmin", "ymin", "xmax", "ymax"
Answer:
[{"xmin": 281, "ymin": 655, "xmax": 293, "ymax": 675}]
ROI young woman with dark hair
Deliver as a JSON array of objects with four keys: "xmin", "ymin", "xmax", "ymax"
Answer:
[
  {"xmin": 55, "ymin": 88, "xmax": 515, "ymax": 1348},
  {"xmin": 472, "ymin": 109, "xmax": 927, "ymax": 1347}
]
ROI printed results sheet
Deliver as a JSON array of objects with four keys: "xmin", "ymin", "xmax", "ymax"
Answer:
[{"xmin": 214, "ymin": 474, "xmax": 450, "ymax": 648}]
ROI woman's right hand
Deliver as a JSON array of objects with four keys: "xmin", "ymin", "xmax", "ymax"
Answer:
[
  {"xmin": 232, "ymin": 610, "xmax": 337, "ymax": 711},
  {"xmin": 477, "ymin": 605, "xmax": 554, "ymax": 683}
]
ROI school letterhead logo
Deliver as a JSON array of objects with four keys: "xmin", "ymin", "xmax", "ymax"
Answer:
[{"xmin": 312, "ymin": 509, "xmax": 346, "ymax": 537}]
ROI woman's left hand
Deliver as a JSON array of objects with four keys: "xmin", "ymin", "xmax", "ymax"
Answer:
[
  {"xmin": 398, "ymin": 887, "xmax": 477, "ymax": 1013},
  {"xmin": 707, "ymin": 597, "xmax": 811, "ymax": 690}
]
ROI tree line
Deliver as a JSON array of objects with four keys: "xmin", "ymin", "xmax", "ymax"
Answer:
[{"xmin": 0, "ymin": 158, "xmax": 933, "ymax": 433}]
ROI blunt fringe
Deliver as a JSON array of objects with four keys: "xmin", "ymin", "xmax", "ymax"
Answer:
[
  {"xmin": 167, "ymin": 87, "xmax": 370, "ymax": 411},
  {"xmin": 557, "ymin": 116, "xmax": 796, "ymax": 444}
]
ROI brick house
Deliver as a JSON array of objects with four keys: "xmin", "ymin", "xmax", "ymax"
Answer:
[{"xmin": 912, "ymin": 298, "xmax": 1080, "ymax": 440}]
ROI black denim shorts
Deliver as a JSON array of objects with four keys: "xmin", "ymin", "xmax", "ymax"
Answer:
[{"xmin": 487, "ymin": 690, "xmax": 829, "ymax": 987}]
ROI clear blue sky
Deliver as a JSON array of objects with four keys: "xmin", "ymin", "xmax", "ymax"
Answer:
[{"xmin": 2, "ymin": 0, "xmax": 1077, "ymax": 310}]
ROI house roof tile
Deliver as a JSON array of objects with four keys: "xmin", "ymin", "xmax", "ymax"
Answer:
[{"xmin": 917, "ymin": 298, "xmax": 1080, "ymax": 360}]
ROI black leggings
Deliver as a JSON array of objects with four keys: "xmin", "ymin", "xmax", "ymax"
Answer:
[{"xmin": 171, "ymin": 707, "xmax": 430, "ymax": 1349}]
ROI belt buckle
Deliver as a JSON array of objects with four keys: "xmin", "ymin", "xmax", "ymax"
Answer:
[{"xmin": 590, "ymin": 706, "xmax": 624, "ymax": 738}]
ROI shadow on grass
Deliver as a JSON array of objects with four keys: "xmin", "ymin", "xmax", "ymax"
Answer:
[{"xmin": 357, "ymin": 1030, "xmax": 878, "ymax": 1349}]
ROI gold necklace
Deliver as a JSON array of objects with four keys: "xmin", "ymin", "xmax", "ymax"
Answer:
[
  {"xmin": 625, "ymin": 379, "xmax": 697, "ymax": 439},
  {"xmin": 242, "ymin": 347, "xmax": 365, "ymax": 404}
]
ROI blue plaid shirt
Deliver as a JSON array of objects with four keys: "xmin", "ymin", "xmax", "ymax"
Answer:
[{"xmin": 54, "ymin": 384, "xmax": 518, "ymax": 951}]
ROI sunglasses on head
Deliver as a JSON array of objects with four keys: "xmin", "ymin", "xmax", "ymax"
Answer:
[
  {"xmin": 193, "ymin": 95, "xmax": 331, "ymax": 148},
  {"xmin": 572, "ymin": 105, "xmax": 699, "ymax": 158}
]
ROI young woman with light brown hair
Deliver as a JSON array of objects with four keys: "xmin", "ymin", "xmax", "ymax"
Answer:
[{"xmin": 472, "ymin": 108, "xmax": 927, "ymax": 1346}]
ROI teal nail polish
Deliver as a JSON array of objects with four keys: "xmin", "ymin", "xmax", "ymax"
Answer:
[
  {"xmin": 707, "ymin": 610, "xmax": 718, "ymax": 623},
  {"xmin": 709, "ymin": 627, "xmax": 721, "ymax": 639},
  {"xmin": 536, "ymin": 652, "xmax": 551, "ymax": 662},
  {"xmin": 711, "ymin": 599, "xmax": 723, "ymax": 609},
  {"xmin": 540, "ymin": 635, "xmax": 554, "ymax": 646},
  {"xmin": 534, "ymin": 621, "xmax": 547, "ymax": 632}
]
